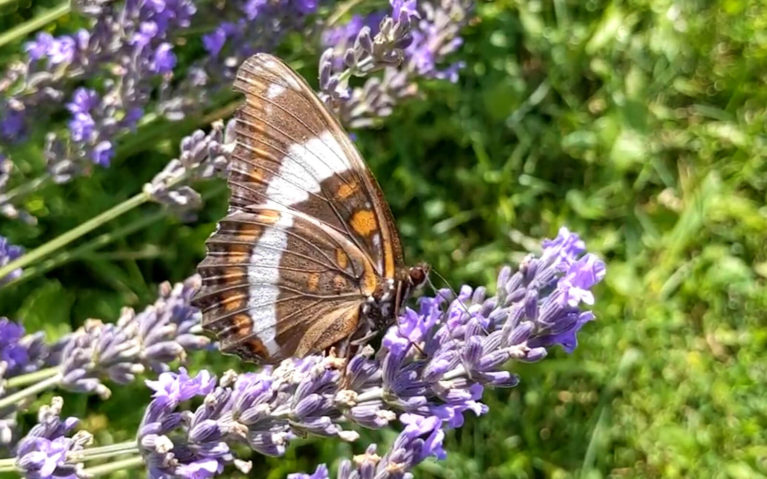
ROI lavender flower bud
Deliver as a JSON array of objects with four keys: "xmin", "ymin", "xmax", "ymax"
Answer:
[
  {"xmin": 144, "ymin": 120, "xmax": 232, "ymax": 214},
  {"xmin": 0, "ymin": 237, "xmax": 23, "ymax": 285},
  {"xmin": 14, "ymin": 397, "xmax": 92, "ymax": 478},
  {"xmin": 58, "ymin": 276, "xmax": 209, "ymax": 398}
]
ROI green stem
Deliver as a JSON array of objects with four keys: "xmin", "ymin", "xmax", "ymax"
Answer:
[
  {"xmin": 0, "ymin": 373, "xmax": 62, "ymax": 410},
  {"xmin": 0, "ymin": 1, "xmax": 72, "ymax": 48},
  {"xmin": 4, "ymin": 366, "xmax": 59, "ymax": 389},
  {"xmin": 0, "ymin": 457, "xmax": 18, "ymax": 472},
  {"xmin": 81, "ymin": 456, "xmax": 145, "ymax": 477},
  {"xmin": 0, "ymin": 174, "xmax": 52, "ymax": 205},
  {"xmin": 7, "ymin": 210, "xmax": 166, "ymax": 287},
  {"xmin": 75, "ymin": 441, "xmax": 139, "ymax": 460},
  {"xmin": 0, "ymin": 191, "xmax": 150, "ymax": 281},
  {"xmin": 326, "ymin": 0, "xmax": 365, "ymax": 26}
]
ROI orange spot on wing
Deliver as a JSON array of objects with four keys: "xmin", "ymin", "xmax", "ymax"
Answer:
[
  {"xmin": 350, "ymin": 209, "xmax": 378, "ymax": 237},
  {"xmin": 257, "ymin": 209, "xmax": 281, "ymax": 224},
  {"xmin": 362, "ymin": 261, "xmax": 378, "ymax": 294},
  {"xmin": 335, "ymin": 248, "xmax": 349, "ymax": 269},
  {"xmin": 307, "ymin": 272, "xmax": 320, "ymax": 292},
  {"xmin": 336, "ymin": 180, "xmax": 359, "ymax": 199},
  {"xmin": 232, "ymin": 313, "xmax": 253, "ymax": 336},
  {"xmin": 221, "ymin": 292, "xmax": 246, "ymax": 312},
  {"xmin": 333, "ymin": 275, "xmax": 347, "ymax": 292},
  {"xmin": 236, "ymin": 222, "xmax": 261, "ymax": 240},
  {"xmin": 250, "ymin": 168, "xmax": 264, "ymax": 183}
]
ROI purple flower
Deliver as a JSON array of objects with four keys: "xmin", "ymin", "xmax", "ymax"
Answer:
[
  {"xmin": 202, "ymin": 28, "xmax": 228, "ymax": 56},
  {"xmin": 0, "ymin": 318, "xmax": 29, "ymax": 376},
  {"xmin": 144, "ymin": 120, "xmax": 232, "ymax": 213},
  {"xmin": 57, "ymin": 276, "xmax": 210, "ymax": 398},
  {"xmin": 24, "ymin": 32, "xmax": 54, "ymax": 61},
  {"xmin": 146, "ymin": 368, "xmax": 216, "ymax": 405},
  {"xmin": 392, "ymin": 0, "xmax": 419, "ymax": 23},
  {"xmin": 91, "ymin": 140, "xmax": 114, "ymax": 166},
  {"xmin": 152, "ymin": 43, "xmax": 177, "ymax": 73},
  {"xmin": 66, "ymin": 88, "xmax": 99, "ymax": 115},
  {"xmin": 318, "ymin": 0, "xmax": 472, "ymax": 127},
  {"xmin": 0, "ymin": 236, "xmax": 23, "ymax": 284},
  {"xmin": 289, "ymin": 464, "xmax": 329, "ymax": 479},
  {"xmin": 132, "ymin": 21, "xmax": 160, "ymax": 47},
  {"xmin": 0, "ymin": 110, "xmax": 25, "ymax": 139},
  {"xmin": 14, "ymin": 397, "xmax": 91, "ymax": 479}
]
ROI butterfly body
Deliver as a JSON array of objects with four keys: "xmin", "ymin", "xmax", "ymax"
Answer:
[{"xmin": 193, "ymin": 54, "xmax": 427, "ymax": 364}]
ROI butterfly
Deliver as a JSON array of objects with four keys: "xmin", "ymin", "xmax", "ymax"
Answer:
[{"xmin": 192, "ymin": 53, "xmax": 429, "ymax": 364}]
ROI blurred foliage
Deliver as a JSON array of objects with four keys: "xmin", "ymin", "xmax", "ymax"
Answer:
[{"xmin": 2, "ymin": 0, "xmax": 767, "ymax": 477}]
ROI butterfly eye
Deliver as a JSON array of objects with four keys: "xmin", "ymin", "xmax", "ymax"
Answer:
[{"xmin": 408, "ymin": 264, "xmax": 429, "ymax": 288}]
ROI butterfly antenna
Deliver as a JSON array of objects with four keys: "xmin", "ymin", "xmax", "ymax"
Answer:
[
  {"xmin": 429, "ymin": 267, "xmax": 491, "ymax": 336},
  {"xmin": 428, "ymin": 268, "xmax": 472, "ymax": 317}
]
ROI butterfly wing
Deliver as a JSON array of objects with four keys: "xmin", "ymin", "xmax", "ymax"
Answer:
[
  {"xmin": 228, "ymin": 53, "xmax": 403, "ymax": 276},
  {"xmin": 194, "ymin": 203, "xmax": 380, "ymax": 363}
]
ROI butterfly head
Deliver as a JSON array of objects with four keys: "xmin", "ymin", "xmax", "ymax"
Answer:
[{"xmin": 408, "ymin": 263, "xmax": 430, "ymax": 290}]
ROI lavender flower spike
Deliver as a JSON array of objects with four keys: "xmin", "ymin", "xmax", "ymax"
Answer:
[
  {"xmin": 320, "ymin": 0, "xmax": 473, "ymax": 127},
  {"xmin": 14, "ymin": 397, "xmax": 92, "ymax": 479},
  {"xmin": 144, "ymin": 120, "xmax": 233, "ymax": 214},
  {"xmin": 138, "ymin": 228, "xmax": 605, "ymax": 478},
  {"xmin": 0, "ymin": 236, "xmax": 23, "ymax": 285},
  {"xmin": 58, "ymin": 276, "xmax": 210, "ymax": 398}
]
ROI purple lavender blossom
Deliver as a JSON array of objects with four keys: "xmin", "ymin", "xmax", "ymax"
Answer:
[
  {"xmin": 14, "ymin": 397, "xmax": 91, "ymax": 478},
  {"xmin": 0, "ymin": 0, "xmax": 196, "ymax": 176},
  {"xmin": 144, "ymin": 120, "xmax": 233, "ymax": 214},
  {"xmin": 0, "ymin": 236, "xmax": 23, "ymax": 285},
  {"xmin": 58, "ymin": 276, "xmax": 210, "ymax": 398},
  {"xmin": 165, "ymin": 0, "xmax": 321, "ymax": 117},
  {"xmin": 0, "ymin": 319, "xmax": 29, "ymax": 378},
  {"xmin": 136, "ymin": 228, "xmax": 604, "ymax": 477},
  {"xmin": 0, "ymin": 319, "xmax": 53, "ymax": 398},
  {"xmin": 320, "ymin": 0, "xmax": 473, "ymax": 127}
]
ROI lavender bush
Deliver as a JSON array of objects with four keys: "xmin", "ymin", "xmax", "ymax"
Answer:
[{"xmin": 0, "ymin": 228, "xmax": 605, "ymax": 477}]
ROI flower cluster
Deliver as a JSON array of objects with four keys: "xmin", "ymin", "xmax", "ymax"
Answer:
[
  {"xmin": 134, "ymin": 228, "xmax": 604, "ymax": 477},
  {"xmin": 163, "ymin": 0, "xmax": 320, "ymax": 115},
  {"xmin": 0, "ymin": 318, "xmax": 41, "ymax": 381},
  {"xmin": 320, "ymin": 0, "xmax": 473, "ymax": 127},
  {"xmin": 0, "ymin": 229, "xmax": 603, "ymax": 477},
  {"xmin": 143, "ymin": 120, "xmax": 234, "ymax": 215},
  {"xmin": 13, "ymin": 397, "xmax": 91, "ymax": 478},
  {"xmin": 1, "ymin": 0, "xmax": 196, "ymax": 176},
  {"xmin": 0, "ymin": 319, "xmax": 53, "ymax": 449},
  {"xmin": 0, "ymin": 237, "xmax": 23, "ymax": 285},
  {"xmin": 58, "ymin": 276, "xmax": 209, "ymax": 399}
]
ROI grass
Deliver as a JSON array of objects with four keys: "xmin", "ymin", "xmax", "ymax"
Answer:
[{"xmin": 1, "ymin": 0, "xmax": 766, "ymax": 477}]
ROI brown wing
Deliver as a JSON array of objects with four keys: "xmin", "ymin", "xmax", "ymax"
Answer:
[
  {"xmin": 227, "ymin": 53, "xmax": 403, "ymax": 277},
  {"xmin": 193, "ymin": 203, "xmax": 381, "ymax": 363}
]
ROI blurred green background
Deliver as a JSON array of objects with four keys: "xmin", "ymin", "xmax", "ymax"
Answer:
[{"xmin": 2, "ymin": 0, "xmax": 767, "ymax": 477}]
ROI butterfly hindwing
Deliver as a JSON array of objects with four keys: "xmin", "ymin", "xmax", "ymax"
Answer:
[{"xmin": 195, "ymin": 203, "xmax": 380, "ymax": 363}]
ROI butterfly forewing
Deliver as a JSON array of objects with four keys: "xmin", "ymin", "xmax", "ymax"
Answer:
[
  {"xmin": 229, "ymin": 54, "xmax": 403, "ymax": 274},
  {"xmin": 193, "ymin": 53, "xmax": 412, "ymax": 363}
]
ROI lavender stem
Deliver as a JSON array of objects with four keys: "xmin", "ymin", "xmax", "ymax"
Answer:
[
  {"xmin": 0, "ymin": 2, "xmax": 70, "ymax": 48},
  {"xmin": 81, "ymin": 457, "xmax": 145, "ymax": 477},
  {"xmin": 0, "ymin": 174, "xmax": 52, "ymax": 207},
  {"xmin": 0, "ymin": 164, "xmax": 200, "ymax": 279},
  {"xmin": 4, "ymin": 366, "xmax": 60, "ymax": 389},
  {"xmin": 0, "ymin": 373, "xmax": 62, "ymax": 410},
  {"xmin": 74, "ymin": 441, "xmax": 139, "ymax": 459}
]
